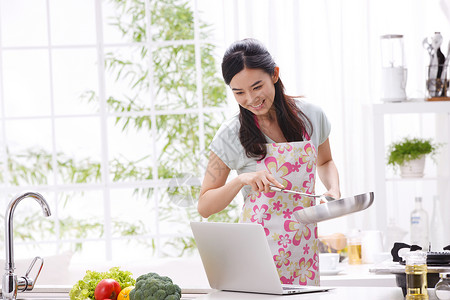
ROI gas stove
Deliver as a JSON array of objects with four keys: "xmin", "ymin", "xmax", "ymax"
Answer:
[{"xmin": 391, "ymin": 242, "xmax": 450, "ymax": 266}]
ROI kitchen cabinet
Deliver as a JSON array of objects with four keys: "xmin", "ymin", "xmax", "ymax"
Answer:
[{"xmin": 372, "ymin": 100, "xmax": 450, "ymax": 246}]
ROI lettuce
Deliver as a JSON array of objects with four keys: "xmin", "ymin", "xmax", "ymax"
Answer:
[{"xmin": 69, "ymin": 267, "xmax": 135, "ymax": 300}]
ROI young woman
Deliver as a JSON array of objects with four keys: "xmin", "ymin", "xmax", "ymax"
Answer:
[{"xmin": 197, "ymin": 38, "xmax": 340, "ymax": 286}]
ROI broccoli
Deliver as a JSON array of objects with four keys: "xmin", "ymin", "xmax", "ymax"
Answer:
[{"xmin": 129, "ymin": 272, "xmax": 181, "ymax": 300}]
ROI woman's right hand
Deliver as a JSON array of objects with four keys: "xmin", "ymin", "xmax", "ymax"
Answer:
[{"xmin": 238, "ymin": 170, "xmax": 284, "ymax": 193}]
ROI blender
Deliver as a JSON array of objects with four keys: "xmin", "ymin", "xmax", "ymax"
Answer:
[{"xmin": 380, "ymin": 34, "xmax": 407, "ymax": 102}]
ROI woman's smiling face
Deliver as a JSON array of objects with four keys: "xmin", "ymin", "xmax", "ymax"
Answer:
[{"xmin": 229, "ymin": 67, "xmax": 279, "ymax": 117}]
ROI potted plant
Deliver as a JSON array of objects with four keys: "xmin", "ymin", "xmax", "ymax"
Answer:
[{"xmin": 387, "ymin": 137, "xmax": 440, "ymax": 178}]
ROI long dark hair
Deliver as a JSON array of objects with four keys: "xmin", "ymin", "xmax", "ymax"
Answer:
[{"xmin": 221, "ymin": 38, "xmax": 313, "ymax": 159}]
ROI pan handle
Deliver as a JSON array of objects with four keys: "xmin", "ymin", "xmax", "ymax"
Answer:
[
  {"xmin": 269, "ymin": 186, "xmax": 285, "ymax": 193},
  {"xmin": 269, "ymin": 185, "xmax": 333, "ymax": 201},
  {"xmin": 269, "ymin": 186, "xmax": 317, "ymax": 197}
]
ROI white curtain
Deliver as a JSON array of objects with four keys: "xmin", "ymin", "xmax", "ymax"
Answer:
[{"xmin": 213, "ymin": 0, "xmax": 450, "ymax": 236}]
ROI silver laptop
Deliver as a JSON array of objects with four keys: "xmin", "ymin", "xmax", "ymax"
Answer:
[{"xmin": 190, "ymin": 221, "xmax": 331, "ymax": 295}]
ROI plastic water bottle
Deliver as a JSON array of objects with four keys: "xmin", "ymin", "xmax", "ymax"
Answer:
[
  {"xmin": 410, "ymin": 197, "xmax": 429, "ymax": 251},
  {"xmin": 430, "ymin": 195, "xmax": 446, "ymax": 251}
]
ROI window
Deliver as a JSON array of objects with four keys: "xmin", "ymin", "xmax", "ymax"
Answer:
[{"xmin": 0, "ymin": 0, "xmax": 233, "ymax": 261}]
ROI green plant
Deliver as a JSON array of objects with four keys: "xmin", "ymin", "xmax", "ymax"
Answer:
[{"xmin": 387, "ymin": 137, "xmax": 440, "ymax": 167}]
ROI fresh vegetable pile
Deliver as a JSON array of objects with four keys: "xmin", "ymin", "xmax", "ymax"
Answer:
[
  {"xmin": 69, "ymin": 268, "xmax": 181, "ymax": 300},
  {"xmin": 69, "ymin": 267, "xmax": 135, "ymax": 300}
]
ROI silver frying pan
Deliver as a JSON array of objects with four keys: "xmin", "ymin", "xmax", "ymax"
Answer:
[{"xmin": 293, "ymin": 192, "xmax": 374, "ymax": 224}]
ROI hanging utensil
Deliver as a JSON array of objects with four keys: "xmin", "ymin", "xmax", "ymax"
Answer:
[
  {"xmin": 440, "ymin": 39, "xmax": 450, "ymax": 96},
  {"xmin": 441, "ymin": 39, "xmax": 450, "ymax": 81},
  {"xmin": 435, "ymin": 33, "xmax": 446, "ymax": 79},
  {"xmin": 430, "ymin": 34, "xmax": 443, "ymax": 80},
  {"xmin": 423, "ymin": 36, "xmax": 436, "ymax": 90},
  {"xmin": 423, "ymin": 37, "xmax": 435, "ymax": 67},
  {"xmin": 426, "ymin": 33, "xmax": 444, "ymax": 97}
]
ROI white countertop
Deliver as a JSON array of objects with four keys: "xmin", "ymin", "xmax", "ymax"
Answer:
[
  {"xmin": 193, "ymin": 287, "xmax": 440, "ymax": 300},
  {"xmin": 145, "ymin": 257, "xmax": 397, "ymax": 289},
  {"xmin": 13, "ymin": 287, "xmax": 440, "ymax": 300},
  {"xmin": 19, "ymin": 256, "xmax": 399, "ymax": 300},
  {"xmin": 320, "ymin": 262, "xmax": 396, "ymax": 287},
  {"xmin": 13, "ymin": 259, "xmax": 411, "ymax": 300}
]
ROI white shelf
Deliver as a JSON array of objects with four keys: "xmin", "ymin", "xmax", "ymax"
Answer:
[
  {"xmin": 384, "ymin": 176, "xmax": 449, "ymax": 182},
  {"xmin": 373, "ymin": 100, "xmax": 450, "ymax": 114},
  {"xmin": 372, "ymin": 101, "xmax": 450, "ymax": 235}
]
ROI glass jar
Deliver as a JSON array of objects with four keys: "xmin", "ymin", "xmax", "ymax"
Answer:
[
  {"xmin": 435, "ymin": 273, "xmax": 450, "ymax": 300},
  {"xmin": 347, "ymin": 235, "xmax": 362, "ymax": 265},
  {"xmin": 404, "ymin": 251, "xmax": 428, "ymax": 300}
]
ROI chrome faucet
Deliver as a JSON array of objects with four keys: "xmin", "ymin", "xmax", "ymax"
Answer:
[{"xmin": 2, "ymin": 192, "xmax": 51, "ymax": 300}]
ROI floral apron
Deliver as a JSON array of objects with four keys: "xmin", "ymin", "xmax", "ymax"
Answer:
[{"xmin": 239, "ymin": 141, "xmax": 320, "ymax": 286}]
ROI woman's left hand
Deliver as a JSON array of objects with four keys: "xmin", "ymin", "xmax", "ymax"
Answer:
[{"xmin": 323, "ymin": 189, "xmax": 340, "ymax": 201}]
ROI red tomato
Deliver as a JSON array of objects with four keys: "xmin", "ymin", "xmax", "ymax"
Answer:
[{"xmin": 94, "ymin": 279, "xmax": 121, "ymax": 300}]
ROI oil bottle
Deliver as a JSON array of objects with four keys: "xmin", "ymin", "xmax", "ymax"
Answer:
[{"xmin": 405, "ymin": 251, "xmax": 428, "ymax": 300}]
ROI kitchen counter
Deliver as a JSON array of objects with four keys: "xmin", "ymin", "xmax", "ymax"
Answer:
[
  {"xmin": 11, "ymin": 256, "xmax": 399, "ymax": 299},
  {"xmin": 195, "ymin": 288, "xmax": 400, "ymax": 299},
  {"xmin": 320, "ymin": 262, "xmax": 396, "ymax": 287},
  {"xmin": 11, "ymin": 288, "xmax": 441, "ymax": 300},
  {"xmin": 194, "ymin": 287, "xmax": 440, "ymax": 300},
  {"xmin": 8, "ymin": 261, "xmax": 411, "ymax": 300},
  {"xmin": 13, "ymin": 287, "xmax": 439, "ymax": 300}
]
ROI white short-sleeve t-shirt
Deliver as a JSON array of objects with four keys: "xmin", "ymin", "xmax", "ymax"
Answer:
[{"xmin": 209, "ymin": 99, "xmax": 331, "ymax": 199}]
